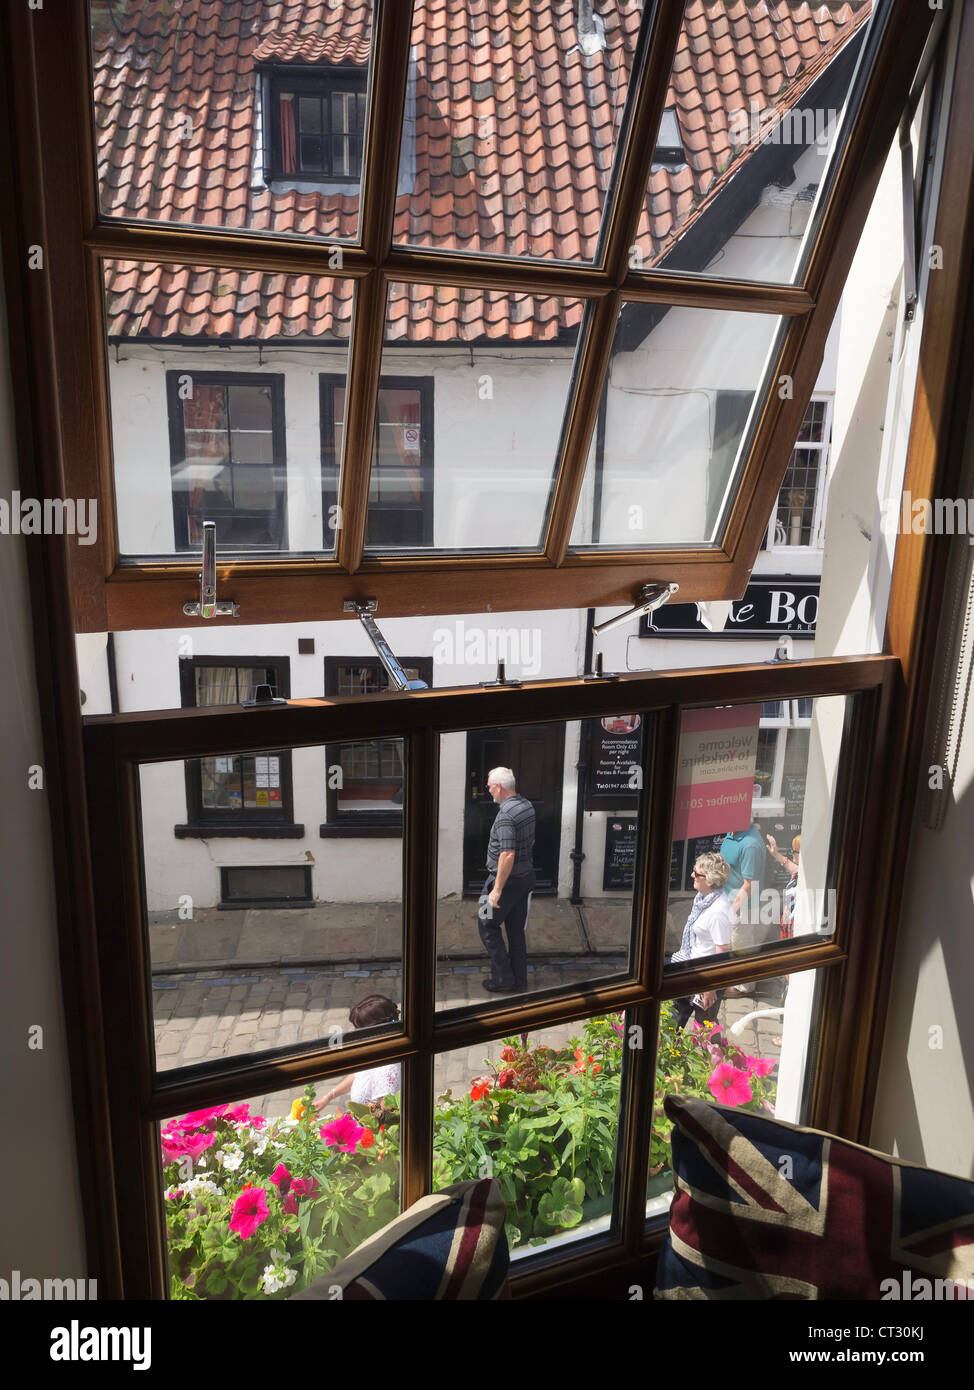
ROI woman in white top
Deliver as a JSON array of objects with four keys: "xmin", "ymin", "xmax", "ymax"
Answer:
[
  {"xmin": 669, "ymin": 852, "xmax": 734, "ymax": 1030},
  {"xmin": 313, "ymin": 994, "xmax": 402, "ymax": 1114}
]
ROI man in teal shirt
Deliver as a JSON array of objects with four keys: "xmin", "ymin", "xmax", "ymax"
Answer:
[{"xmin": 719, "ymin": 823, "xmax": 767, "ymax": 989}]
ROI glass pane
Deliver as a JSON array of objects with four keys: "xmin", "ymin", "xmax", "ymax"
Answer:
[
  {"xmin": 365, "ymin": 285, "xmax": 587, "ymax": 552},
  {"xmin": 570, "ymin": 304, "xmax": 782, "ymax": 548},
  {"xmin": 435, "ymin": 713, "xmax": 650, "ymax": 1012},
  {"xmin": 161, "ymin": 1071, "xmax": 400, "ymax": 1299},
  {"xmin": 631, "ymin": 0, "xmax": 879, "ymax": 285},
  {"xmin": 434, "ymin": 1014, "xmax": 624, "ymax": 1255},
  {"xmin": 90, "ymin": 0, "xmax": 375, "ymax": 242},
  {"xmin": 647, "ymin": 967, "xmax": 822, "ymax": 1221},
  {"xmin": 140, "ymin": 739, "xmax": 404, "ymax": 1073},
  {"xmin": 393, "ymin": 1, "xmax": 647, "ymax": 263},
  {"xmin": 103, "ymin": 261, "xmax": 351, "ymax": 559},
  {"xmin": 664, "ymin": 696, "xmax": 848, "ymax": 983}
]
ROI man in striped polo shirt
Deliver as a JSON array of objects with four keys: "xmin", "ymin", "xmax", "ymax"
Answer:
[{"xmin": 479, "ymin": 767, "xmax": 537, "ymax": 993}]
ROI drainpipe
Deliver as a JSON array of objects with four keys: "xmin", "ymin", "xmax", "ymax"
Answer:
[
  {"xmin": 570, "ymin": 608, "xmax": 596, "ymax": 903},
  {"xmin": 569, "ymin": 384, "xmax": 608, "ymax": 903},
  {"xmin": 107, "ymin": 632, "xmax": 120, "ymax": 715}
]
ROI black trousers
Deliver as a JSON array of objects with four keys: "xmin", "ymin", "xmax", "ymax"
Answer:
[
  {"xmin": 672, "ymin": 989, "xmax": 724, "ymax": 1031},
  {"xmin": 478, "ymin": 871, "xmax": 536, "ymax": 989}
]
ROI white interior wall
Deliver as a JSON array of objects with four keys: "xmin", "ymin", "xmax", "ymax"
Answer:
[{"xmin": 0, "ymin": 270, "xmax": 87, "ymax": 1276}]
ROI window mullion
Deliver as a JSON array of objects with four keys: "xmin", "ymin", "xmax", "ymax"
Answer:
[
  {"xmin": 401, "ymin": 724, "xmax": 437, "ymax": 1209},
  {"xmin": 597, "ymin": 0, "xmax": 685, "ymax": 281},
  {"xmin": 359, "ymin": 0, "xmax": 414, "ymax": 263},
  {"xmin": 543, "ymin": 292, "xmax": 620, "ymax": 564},
  {"xmin": 336, "ymin": 272, "xmax": 385, "ymax": 572}
]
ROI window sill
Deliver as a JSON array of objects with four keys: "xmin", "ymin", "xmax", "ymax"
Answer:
[
  {"xmin": 319, "ymin": 823, "xmax": 404, "ymax": 839},
  {"xmin": 174, "ymin": 824, "xmax": 305, "ymax": 839}
]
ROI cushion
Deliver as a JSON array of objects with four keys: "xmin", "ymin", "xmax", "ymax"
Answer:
[
  {"xmin": 291, "ymin": 1178, "xmax": 510, "ymax": 1300},
  {"xmin": 655, "ymin": 1095, "xmax": 974, "ymax": 1300}
]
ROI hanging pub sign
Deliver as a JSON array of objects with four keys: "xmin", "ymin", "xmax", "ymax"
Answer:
[
  {"xmin": 603, "ymin": 818, "xmax": 639, "ymax": 892},
  {"xmin": 639, "ymin": 576, "xmax": 819, "ymax": 639},
  {"xmin": 671, "ymin": 704, "xmax": 761, "ymax": 841},
  {"xmin": 584, "ymin": 713, "xmax": 643, "ymax": 810}
]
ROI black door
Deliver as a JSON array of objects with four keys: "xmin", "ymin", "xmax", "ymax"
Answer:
[{"xmin": 463, "ymin": 724, "xmax": 565, "ymax": 894}]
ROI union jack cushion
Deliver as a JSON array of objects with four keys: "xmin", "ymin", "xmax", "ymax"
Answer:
[
  {"xmin": 291, "ymin": 1178, "xmax": 510, "ymax": 1301},
  {"xmin": 655, "ymin": 1096, "xmax": 974, "ymax": 1300}
]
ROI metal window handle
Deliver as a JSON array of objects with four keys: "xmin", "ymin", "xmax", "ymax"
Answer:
[
  {"xmin": 183, "ymin": 521, "xmax": 239, "ymax": 619},
  {"xmin": 590, "ymin": 582, "xmax": 679, "ymax": 639}
]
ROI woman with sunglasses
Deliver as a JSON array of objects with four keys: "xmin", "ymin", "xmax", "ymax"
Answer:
[{"xmin": 669, "ymin": 852, "xmax": 733, "ymax": 1030}]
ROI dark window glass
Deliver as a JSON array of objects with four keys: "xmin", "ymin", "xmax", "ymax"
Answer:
[
  {"xmin": 168, "ymin": 373, "xmax": 286, "ymax": 552},
  {"xmin": 272, "ymin": 73, "xmax": 366, "ymax": 181},
  {"xmin": 179, "ymin": 660, "xmax": 294, "ymax": 828}
]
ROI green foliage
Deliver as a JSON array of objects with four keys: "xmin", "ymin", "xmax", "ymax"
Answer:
[{"xmin": 163, "ymin": 1011, "xmax": 777, "ymax": 1297}]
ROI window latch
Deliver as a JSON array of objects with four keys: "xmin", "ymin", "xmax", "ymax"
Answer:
[
  {"xmin": 182, "ymin": 521, "xmax": 239, "ymax": 619},
  {"xmin": 590, "ymin": 583, "xmax": 679, "ymax": 639},
  {"xmin": 343, "ymin": 599, "xmax": 428, "ymax": 691}
]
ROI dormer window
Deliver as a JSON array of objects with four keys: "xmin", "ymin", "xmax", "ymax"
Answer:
[
  {"xmin": 653, "ymin": 106, "xmax": 685, "ymax": 166},
  {"xmin": 265, "ymin": 68, "xmax": 367, "ymax": 183}
]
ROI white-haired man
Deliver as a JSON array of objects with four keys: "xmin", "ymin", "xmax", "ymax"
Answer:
[{"xmin": 479, "ymin": 766, "xmax": 536, "ymax": 993}]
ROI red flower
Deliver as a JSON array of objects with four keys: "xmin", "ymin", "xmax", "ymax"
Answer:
[
  {"xmin": 290, "ymin": 1176, "xmax": 319, "ymax": 1199},
  {"xmin": 497, "ymin": 1068, "xmax": 517, "ymax": 1088},
  {"xmin": 500, "ymin": 1047, "xmax": 518, "ymax": 1064},
  {"xmin": 228, "ymin": 1187, "xmax": 269, "ymax": 1239},
  {"xmin": 359, "ymin": 1130, "xmax": 375, "ymax": 1150},
  {"xmin": 470, "ymin": 1080, "xmax": 491, "ymax": 1102},
  {"xmin": 270, "ymin": 1162, "xmax": 292, "ymax": 1194},
  {"xmin": 282, "ymin": 1194, "xmax": 298, "ymax": 1216}
]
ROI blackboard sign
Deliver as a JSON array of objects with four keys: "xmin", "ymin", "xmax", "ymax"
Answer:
[
  {"xmin": 603, "ymin": 818, "xmax": 638, "ymax": 892},
  {"xmin": 670, "ymin": 841, "xmax": 684, "ymax": 893},
  {"xmin": 585, "ymin": 714, "xmax": 644, "ymax": 810},
  {"xmin": 683, "ymin": 833, "xmax": 727, "ymax": 892}
]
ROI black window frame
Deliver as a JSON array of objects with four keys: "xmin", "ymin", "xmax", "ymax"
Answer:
[
  {"xmin": 263, "ymin": 65, "xmax": 368, "ymax": 184},
  {"xmin": 175, "ymin": 656, "xmax": 303, "ymax": 837},
  {"xmin": 320, "ymin": 374, "xmax": 434, "ymax": 552},
  {"xmin": 166, "ymin": 370, "xmax": 288, "ymax": 554},
  {"xmin": 219, "ymin": 864, "xmax": 314, "ymax": 910},
  {"xmin": 320, "ymin": 656, "xmax": 434, "ymax": 836}
]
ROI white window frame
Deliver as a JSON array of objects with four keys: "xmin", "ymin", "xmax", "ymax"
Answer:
[{"xmin": 764, "ymin": 394, "xmax": 834, "ymax": 553}]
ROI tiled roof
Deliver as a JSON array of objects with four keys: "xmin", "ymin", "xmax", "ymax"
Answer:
[{"xmin": 95, "ymin": 1, "xmax": 870, "ymax": 343}]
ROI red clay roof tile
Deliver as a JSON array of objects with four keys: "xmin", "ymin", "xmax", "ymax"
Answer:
[{"xmin": 95, "ymin": 1, "xmax": 870, "ymax": 341}]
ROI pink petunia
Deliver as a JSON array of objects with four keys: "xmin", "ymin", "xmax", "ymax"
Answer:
[
  {"xmin": 270, "ymin": 1162, "xmax": 292, "ymax": 1194},
  {"xmin": 282, "ymin": 1193, "xmax": 298, "ymax": 1216},
  {"xmin": 180, "ymin": 1105, "xmax": 230, "ymax": 1132},
  {"xmin": 225, "ymin": 1102, "xmax": 251, "ymax": 1124},
  {"xmin": 707, "ymin": 1062, "xmax": 753, "ymax": 1107},
  {"xmin": 182, "ymin": 1131, "xmax": 216, "ymax": 1163},
  {"xmin": 320, "ymin": 1112, "xmax": 368, "ymax": 1153},
  {"xmin": 290, "ymin": 1176, "xmax": 320, "ymax": 1199},
  {"xmin": 746, "ymin": 1056, "xmax": 775, "ymax": 1078},
  {"xmin": 228, "ymin": 1187, "xmax": 270, "ymax": 1239},
  {"xmin": 161, "ymin": 1134, "xmax": 187, "ymax": 1164},
  {"xmin": 250, "ymin": 1115, "xmax": 267, "ymax": 1130}
]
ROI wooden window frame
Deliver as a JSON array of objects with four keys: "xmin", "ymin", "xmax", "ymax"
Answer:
[
  {"xmin": 82, "ymin": 652, "xmax": 895, "ymax": 1298},
  {"xmin": 166, "ymin": 370, "xmax": 288, "ymax": 555},
  {"xmin": 175, "ymin": 656, "xmax": 301, "ymax": 837},
  {"xmin": 0, "ymin": 1, "xmax": 938, "ymax": 633},
  {"xmin": 6, "ymin": 0, "xmax": 973, "ymax": 1304},
  {"xmin": 320, "ymin": 655, "xmax": 433, "ymax": 834}
]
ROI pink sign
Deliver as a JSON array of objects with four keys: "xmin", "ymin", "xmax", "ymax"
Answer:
[{"xmin": 671, "ymin": 704, "xmax": 761, "ymax": 840}]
